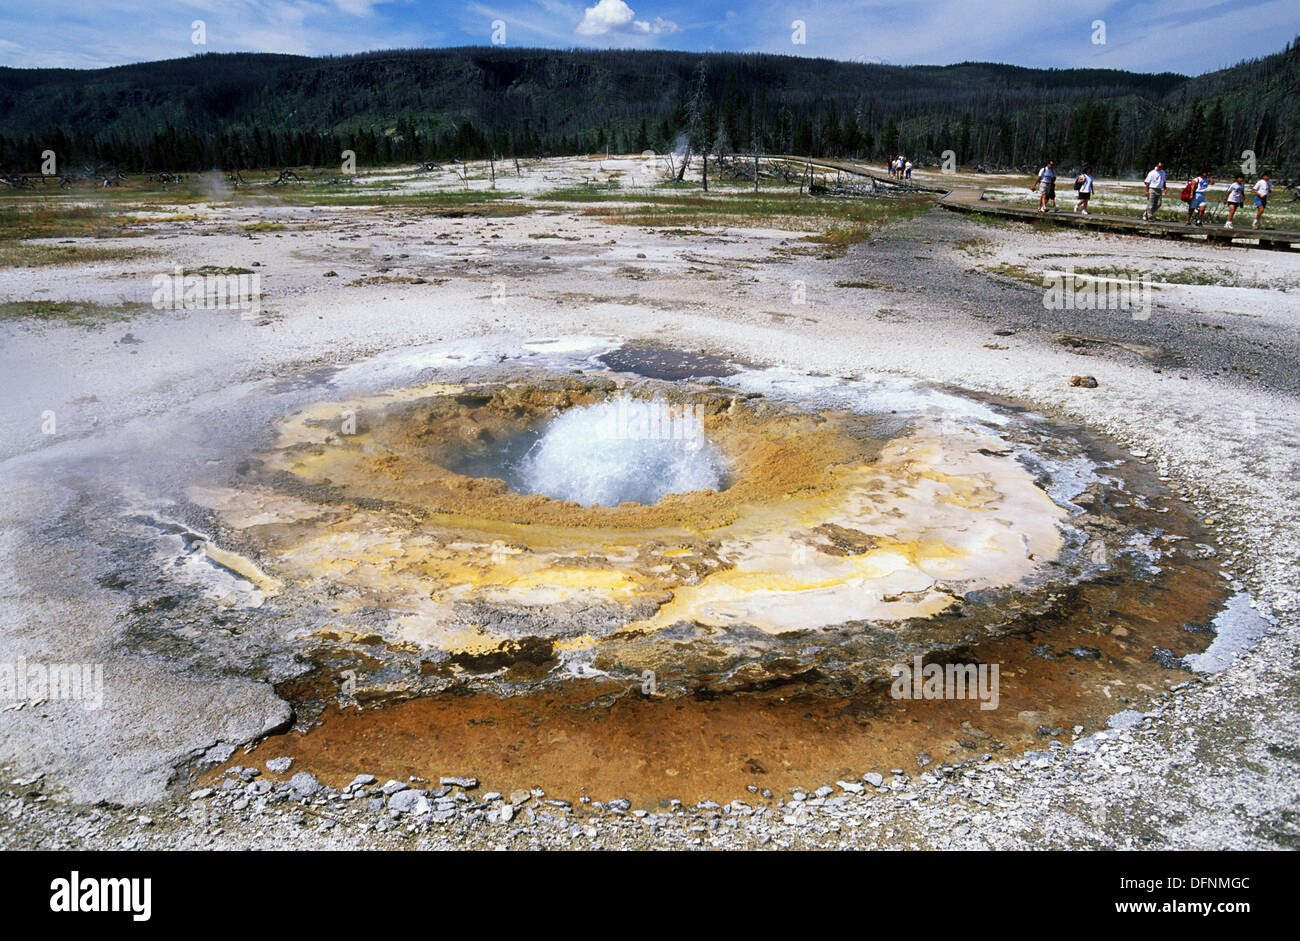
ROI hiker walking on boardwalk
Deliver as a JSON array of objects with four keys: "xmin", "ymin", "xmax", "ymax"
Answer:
[
  {"xmin": 1224, "ymin": 173, "xmax": 1245, "ymax": 228},
  {"xmin": 1033, "ymin": 160, "xmax": 1057, "ymax": 212},
  {"xmin": 1073, "ymin": 166, "xmax": 1095, "ymax": 215},
  {"xmin": 904, "ymin": 158, "xmax": 913, "ymax": 180},
  {"xmin": 1252, "ymin": 171, "xmax": 1272, "ymax": 229},
  {"xmin": 1141, "ymin": 162, "xmax": 1167, "ymax": 221},
  {"xmin": 1185, "ymin": 169, "xmax": 1214, "ymax": 225}
]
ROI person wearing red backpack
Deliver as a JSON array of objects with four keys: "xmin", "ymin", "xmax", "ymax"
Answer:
[{"xmin": 1184, "ymin": 169, "xmax": 1214, "ymax": 226}]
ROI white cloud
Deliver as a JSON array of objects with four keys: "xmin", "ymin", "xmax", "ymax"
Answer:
[
  {"xmin": 634, "ymin": 16, "xmax": 679, "ymax": 35},
  {"xmin": 575, "ymin": 0, "xmax": 678, "ymax": 37}
]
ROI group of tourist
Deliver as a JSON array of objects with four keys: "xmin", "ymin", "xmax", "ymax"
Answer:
[
  {"xmin": 1031, "ymin": 160, "xmax": 1274, "ymax": 229},
  {"xmin": 1142, "ymin": 164, "xmax": 1273, "ymax": 229},
  {"xmin": 1029, "ymin": 160, "xmax": 1098, "ymax": 216},
  {"xmin": 888, "ymin": 155, "xmax": 913, "ymax": 180}
]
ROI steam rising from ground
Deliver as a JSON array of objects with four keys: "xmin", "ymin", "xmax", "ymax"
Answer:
[{"xmin": 514, "ymin": 396, "xmax": 726, "ymax": 506}]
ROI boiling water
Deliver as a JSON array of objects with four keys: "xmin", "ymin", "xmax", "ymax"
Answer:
[{"xmin": 513, "ymin": 397, "xmax": 727, "ymax": 506}]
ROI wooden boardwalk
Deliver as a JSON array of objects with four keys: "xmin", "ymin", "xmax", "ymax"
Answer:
[
  {"xmin": 760, "ymin": 155, "xmax": 949, "ymax": 195},
  {"xmin": 755, "ymin": 156, "xmax": 1299, "ymax": 251},
  {"xmin": 938, "ymin": 185, "xmax": 1300, "ymax": 251}
]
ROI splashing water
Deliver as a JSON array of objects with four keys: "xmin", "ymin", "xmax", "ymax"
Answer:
[{"xmin": 514, "ymin": 397, "xmax": 727, "ymax": 506}]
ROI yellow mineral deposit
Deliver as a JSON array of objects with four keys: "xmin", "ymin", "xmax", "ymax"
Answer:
[{"xmin": 192, "ymin": 379, "xmax": 1066, "ymax": 658}]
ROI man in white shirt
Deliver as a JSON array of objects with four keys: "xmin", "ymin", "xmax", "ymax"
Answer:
[
  {"xmin": 1252, "ymin": 172, "xmax": 1272, "ymax": 229},
  {"xmin": 1142, "ymin": 162, "xmax": 1166, "ymax": 221},
  {"xmin": 1032, "ymin": 160, "xmax": 1057, "ymax": 212}
]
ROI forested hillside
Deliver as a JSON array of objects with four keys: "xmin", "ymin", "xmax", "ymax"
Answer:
[{"xmin": 1, "ymin": 41, "xmax": 1296, "ymax": 178}]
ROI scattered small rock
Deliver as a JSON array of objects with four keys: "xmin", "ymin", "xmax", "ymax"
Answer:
[
  {"xmin": 1107, "ymin": 710, "xmax": 1145, "ymax": 730},
  {"xmin": 200, "ymin": 742, "xmax": 236, "ymax": 766},
  {"xmin": 388, "ymin": 789, "xmax": 426, "ymax": 815},
  {"xmin": 287, "ymin": 772, "xmax": 321, "ymax": 798},
  {"xmin": 1150, "ymin": 646, "xmax": 1188, "ymax": 670}
]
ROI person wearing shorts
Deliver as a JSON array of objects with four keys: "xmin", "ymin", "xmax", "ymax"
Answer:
[
  {"xmin": 1253, "ymin": 172, "xmax": 1272, "ymax": 229},
  {"xmin": 1142, "ymin": 162, "xmax": 1166, "ymax": 221},
  {"xmin": 1033, "ymin": 160, "xmax": 1057, "ymax": 212},
  {"xmin": 1074, "ymin": 166, "xmax": 1094, "ymax": 214},
  {"xmin": 1186, "ymin": 169, "xmax": 1213, "ymax": 225},
  {"xmin": 1224, "ymin": 174, "xmax": 1245, "ymax": 228}
]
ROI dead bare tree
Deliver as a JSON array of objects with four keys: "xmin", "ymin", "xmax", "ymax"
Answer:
[{"xmin": 677, "ymin": 59, "xmax": 710, "ymax": 184}]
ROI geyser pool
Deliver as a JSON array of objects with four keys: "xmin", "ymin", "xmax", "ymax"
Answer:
[
  {"xmin": 512, "ymin": 396, "xmax": 727, "ymax": 506},
  {"xmin": 70, "ymin": 334, "xmax": 1238, "ymax": 805},
  {"xmin": 180, "ymin": 336, "xmax": 1230, "ymax": 719}
]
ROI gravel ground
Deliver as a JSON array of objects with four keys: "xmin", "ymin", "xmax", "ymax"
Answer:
[{"xmin": 1, "ymin": 174, "xmax": 1297, "ymax": 849}]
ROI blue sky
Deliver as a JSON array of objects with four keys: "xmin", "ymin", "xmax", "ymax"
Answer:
[{"xmin": 1, "ymin": 0, "xmax": 1296, "ymax": 74}]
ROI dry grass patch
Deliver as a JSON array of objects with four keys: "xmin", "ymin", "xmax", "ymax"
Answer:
[
  {"xmin": 0, "ymin": 242, "xmax": 161, "ymax": 268},
  {"xmin": 0, "ymin": 299, "xmax": 148, "ymax": 326}
]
